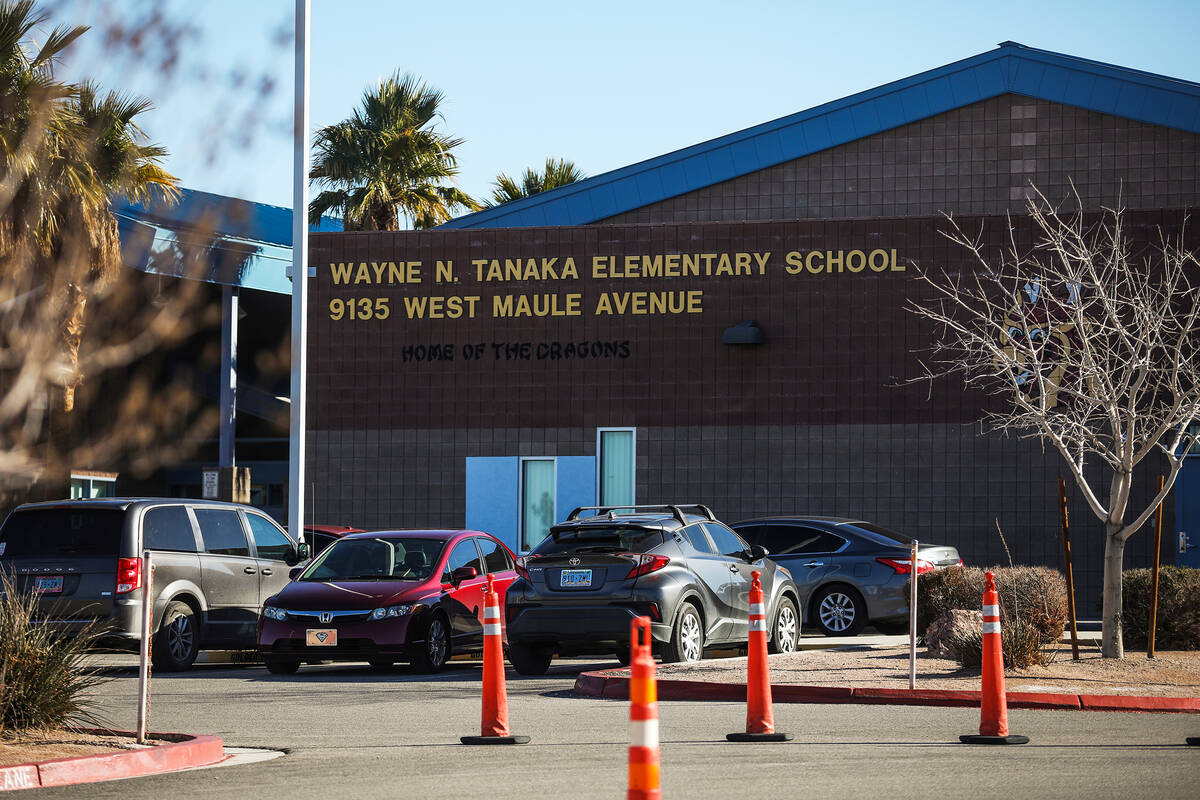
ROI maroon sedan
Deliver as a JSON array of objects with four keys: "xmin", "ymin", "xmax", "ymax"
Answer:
[{"xmin": 258, "ymin": 530, "xmax": 517, "ymax": 674}]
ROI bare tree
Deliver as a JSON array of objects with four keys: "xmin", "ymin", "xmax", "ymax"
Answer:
[{"xmin": 908, "ymin": 191, "xmax": 1200, "ymax": 658}]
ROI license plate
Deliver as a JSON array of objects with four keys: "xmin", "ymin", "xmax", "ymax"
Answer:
[
  {"xmin": 34, "ymin": 576, "xmax": 63, "ymax": 594},
  {"xmin": 560, "ymin": 569, "xmax": 592, "ymax": 588},
  {"xmin": 306, "ymin": 629, "xmax": 337, "ymax": 646}
]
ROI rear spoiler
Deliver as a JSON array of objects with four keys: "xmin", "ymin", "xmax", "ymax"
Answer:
[{"xmin": 565, "ymin": 504, "xmax": 716, "ymax": 525}]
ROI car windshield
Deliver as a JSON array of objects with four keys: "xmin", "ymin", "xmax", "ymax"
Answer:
[
  {"xmin": 845, "ymin": 521, "xmax": 913, "ymax": 546},
  {"xmin": 299, "ymin": 537, "xmax": 445, "ymax": 582},
  {"xmin": 0, "ymin": 508, "xmax": 123, "ymax": 559},
  {"xmin": 533, "ymin": 526, "xmax": 665, "ymax": 556}
]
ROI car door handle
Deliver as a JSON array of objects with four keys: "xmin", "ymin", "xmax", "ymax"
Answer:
[
  {"xmin": 802, "ymin": 561, "xmax": 824, "ymax": 567},
  {"xmin": 729, "ymin": 565, "xmax": 740, "ymax": 573},
  {"xmin": 261, "ymin": 568, "xmax": 273, "ymax": 576},
  {"xmin": 243, "ymin": 566, "xmax": 257, "ymax": 574}
]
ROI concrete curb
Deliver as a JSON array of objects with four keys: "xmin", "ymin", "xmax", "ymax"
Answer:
[
  {"xmin": 573, "ymin": 671, "xmax": 1200, "ymax": 714},
  {"xmin": 0, "ymin": 729, "xmax": 224, "ymax": 792}
]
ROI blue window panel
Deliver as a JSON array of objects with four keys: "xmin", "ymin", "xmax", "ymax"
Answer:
[
  {"xmin": 1063, "ymin": 71, "xmax": 1095, "ymax": 108},
  {"xmin": 799, "ymin": 117, "xmax": 831, "ymax": 152},
  {"xmin": 680, "ymin": 155, "xmax": 711, "ymax": 188},
  {"xmin": 873, "ymin": 93, "xmax": 907, "ymax": 131},
  {"xmin": 850, "ymin": 102, "xmax": 879, "ymax": 137},
  {"xmin": 753, "ymin": 130, "xmax": 785, "ymax": 165},
  {"xmin": 825, "ymin": 107, "xmax": 856, "ymax": 146},
  {"xmin": 657, "ymin": 161, "xmax": 689, "ymax": 195},
  {"xmin": 706, "ymin": 147, "xmax": 737, "ymax": 183},
  {"xmin": 565, "ymin": 192, "xmax": 594, "ymax": 222},
  {"xmin": 635, "ymin": 170, "xmax": 665, "ymax": 204},
  {"xmin": 948, "ymin": 70, "xmax": 978, "ymax": 105},
  {"xmin": 897, "ymin": 85, "xmax": 931, "ymax": 121},
  {"xmin": 465, "ymin": 457, "xmax": 520, "ymax": 554},
  {"xmin": 612, "ymin": 176, "xmax": 641, "ymax": 208},
  {"xmin": 555, "ymin": 457, "xmax": 596, "ymax": 525}
]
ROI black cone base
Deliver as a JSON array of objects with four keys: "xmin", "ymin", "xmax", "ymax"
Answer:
[
  {"xmin": 726, "ymin": 732, "xmax": 794, "ymax": 742},
  {"xmin": 1187, "ymin": 737, "xmax": 1200, "ymax": 746},
  {"xmin": 959, "ymin": 734, "xmax": 1030, "ymax": 745},
  {"xmin": 460, "ymin": 735, "xmax": 530, "ymax": 745}
]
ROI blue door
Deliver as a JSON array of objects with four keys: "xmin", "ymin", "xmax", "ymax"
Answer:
[{"xmin": 1177, "ymin": 456, "xmax": 1200, "ymax": 567}]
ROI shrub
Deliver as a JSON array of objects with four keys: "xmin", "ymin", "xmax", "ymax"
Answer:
[
  {"xmin": 948, "ymin": 617, "xmax": 1050, "ymax": 669},
  {"xmin": 0, "ymin": 573, "xmax": 105, "ymax": 735},
  {"xmin": 1121, "ymin": 567, "xmax": 1200, "ymax": 650},
  {"xmin": 916, "ymin": 565, "xmax": 1068, "ymax": 645}
]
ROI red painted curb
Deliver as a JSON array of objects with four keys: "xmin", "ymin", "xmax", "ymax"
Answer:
[
  {"xmin": 572, "ymin": 671, "xmax": 1197, "ymax": 714},
  {"xmin": 1079, "ymin": 695, "xmax": 1200, "ymax": 714},
  {"xmin": 0, "ymin": 730, "xmax": 224, "ymax": 791}
]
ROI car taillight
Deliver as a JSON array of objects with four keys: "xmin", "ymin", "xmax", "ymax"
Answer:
[
  {"xmin": 116, "ymin": 557, "xmax": 142, "ymax": 594},
  {"xmin": 624, "ymin": 554, "xmax": 670, "ymax": 580},
  {"xmin": 877, "ymin": 557, "xmax": 935, "ymax": 575},
  {"xmin": 515, "ymin": 556, "xmax": 531, "ymax": 580}
]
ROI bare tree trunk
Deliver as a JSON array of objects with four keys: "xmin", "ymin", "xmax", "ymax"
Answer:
[{"xmin": 1101, "ymin": 530, "xmax": 1126, "ymax": 658}]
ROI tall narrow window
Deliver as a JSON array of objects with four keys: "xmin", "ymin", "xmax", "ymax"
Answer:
[
  {"xmin": 520, "ymin": 459, "xmax": 556, "ymax": 552},
  {"xmin": 598, "ymin": 428, "xmax": 635, "ymax": 506}
]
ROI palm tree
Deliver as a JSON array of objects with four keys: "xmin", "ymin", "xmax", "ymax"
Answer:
[
  {"xmin": 485, "ymin": 158, "xmax": 585, "ymax": 207},
  {"xmin": 0, "ymin": 0, "xmax": 179, "ymax": 413},
  {"xmin": 309, "ymin": 72, "xmax": 478, "ymax": 230}
]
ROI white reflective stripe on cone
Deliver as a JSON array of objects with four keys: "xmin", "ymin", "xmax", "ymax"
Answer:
[
  {"xmin": 983, "ymin": 604, "xmax": 999, "ymax": 616},
  {"xmin": 629, "ymin": 719, "xmax": 659, "ymax": 748},
  {"xmin": 484, "ymin": 609, "xmax": 501, "ymax": 621},
  {"xmin": 982, "ymin": 621, "xmax": 1001, "ymax": 634},
  {"xmin": 749, "ymin": 603, "xmax": 764, "ymax": 616},
  {"xmin": 484, "ymin": 623, "xmax": 502, "ymax": 636},
  {"xmin": 749, "ymin": 619, "xmax": 768, "ymax": 632}
]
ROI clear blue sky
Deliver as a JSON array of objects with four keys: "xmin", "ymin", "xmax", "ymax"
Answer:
[{"xmin": 51, "ymin": 0, "xmax": 1200, "ymax": 212}]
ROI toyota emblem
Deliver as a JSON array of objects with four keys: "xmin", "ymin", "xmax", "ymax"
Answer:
[
  {"xmin": 319, "ymin": 612, "xmax": 333, "ymax": 624},
  {"xmin": 568, "ymin": 557, "xmax": 581, "ymax": 566}
]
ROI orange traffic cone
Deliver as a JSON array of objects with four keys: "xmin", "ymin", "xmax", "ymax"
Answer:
[
  {"xmin": 727, "ymin": 570, "xmax": 793, "ymax": 742},
  {"xmin": 461, "ymin": 575, "xmax": 529, "ymax": 745},
  {"xmin": 628, "ymin": 617, "xmax": 661, "ymax": 800},
  {"xmin": 960, "ymin": 571, "xmax": 1028, "ymax": 745}
]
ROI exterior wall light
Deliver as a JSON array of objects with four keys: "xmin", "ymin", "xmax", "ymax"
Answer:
[{"xmin": 722, "ymin": 321, "xmax": 764, "ymax": 345}]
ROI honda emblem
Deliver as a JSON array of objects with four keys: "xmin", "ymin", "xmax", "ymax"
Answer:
[{"xmin": 319, "ymin": 612, "xmax": 332, "ymax": 624}]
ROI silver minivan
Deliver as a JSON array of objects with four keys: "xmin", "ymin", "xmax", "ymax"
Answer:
[{"xmin": 0, "ymin": 498, "xmax": 308, "ymax": 670}]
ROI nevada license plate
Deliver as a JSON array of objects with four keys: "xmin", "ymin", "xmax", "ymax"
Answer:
[
  {"xmin": 560, "ymin": 569, "xmax": 592, "ymax": 587},
  {"xmin": 34, "ymin": 576, "xmax": 63, "ymax": 594},
  {"xmin": 305, "ymin": 629, "xmax": 337, "ymax": 646}
]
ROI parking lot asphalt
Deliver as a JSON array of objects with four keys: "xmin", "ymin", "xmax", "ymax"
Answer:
[{"xmin": 31, "ymin": 654, "xmax": 1200, "ymax": 800}]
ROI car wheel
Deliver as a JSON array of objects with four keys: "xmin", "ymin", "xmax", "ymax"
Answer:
[
  {"xmin": 873, "ymin": 620, "xmax": 909, "ymax": 636},
  {"xmin": 769, "ymin": 596, "xmax": 799, "ymax": 654},
  {"xmin": 264, "ymin": 658, "xmax": 300, "ymax": 675},
  {"xmin": 613, "ymin": 648, "xmax": 631, "ymax": 667},
  {"xmin": 151, "ymin": 601, "xmax": 199, "ymax": 671},
  {"xmin": 661, "ymin": 602, "xmax": 703, "ymax": 663},
  {"xmin": 812, "ymin": 585, "xmax": 867, "ymax": 637},
  {"xmin": 508, "ymin": 641, "xmax": 553, "ymax": 675},
  {"xmin": 411, "ymin": 613, "xmax": 450, "ymax": 673}
]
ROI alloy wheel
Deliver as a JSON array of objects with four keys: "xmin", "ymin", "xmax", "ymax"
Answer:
[
  {"xmin": 775, "ymin": 604, "xmax": 798, "ymax": 652},
  {"xmin": 679, "ymin": 610, "xmax": 702, "ymax": 661},
  {"xmin": 426, "ymin": 618, "xmax": 447, "ymax": 667},
  {"xmin": 818, "ymin": 592, "xmax": 856, "ymax": 633},
  {"xmin": 167, "ymin": 614, "xmax": 194, "ymax": 662}
]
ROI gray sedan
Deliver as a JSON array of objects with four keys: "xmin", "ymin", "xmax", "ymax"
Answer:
[{"xmin": 730, "ymin": 516, "xmax": 962, "ymax": 636}]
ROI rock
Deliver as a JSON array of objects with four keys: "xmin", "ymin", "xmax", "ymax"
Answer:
[{"xmin": 925, "ymin": 609, "xmax": 983, "ymax": 659}]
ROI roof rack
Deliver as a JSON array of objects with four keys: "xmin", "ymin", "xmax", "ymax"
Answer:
[{"xmin": 565, "ymin": 504, "xmax": 716, "ymax": 525}]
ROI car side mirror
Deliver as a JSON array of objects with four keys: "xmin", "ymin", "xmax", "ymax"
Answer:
[
  {"xmin": 288, "ymin": 566, "xmax": 305, "ymax": 581},
  {"xmin": 287, "ymin": 542, "xmax": 311, "ymax": 566},
  {"xmin": 749, "ymin": 545, "xmax": 769, "ymax": 561},
  {"xmin": 450, "ymin": 565, "xmax": 478, "ymax": 586}
]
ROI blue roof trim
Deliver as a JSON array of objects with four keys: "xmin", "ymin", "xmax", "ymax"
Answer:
[
  {"xmin": 440, "ymin": 42, "xmax": 1200, "ymax": 229},
  {"xmin": 114, "ymin": 188, "xmax": 342, "ymax": 294}
]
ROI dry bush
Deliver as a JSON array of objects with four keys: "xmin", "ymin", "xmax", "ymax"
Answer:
[
  {"xmin": 917, "ymin": 564, "xmax": 1067, "ymax": 645},
  {"xmin": 1121, "ymin": 567, "xmax": 1200, "ymax": 650},
  {"xmin": 948, "ymin": 616, "xmax": 1050, "ymax": 669}
]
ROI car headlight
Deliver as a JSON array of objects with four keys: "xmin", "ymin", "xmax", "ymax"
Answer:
[
  {"xmin": 370, "ymin": 605, "xmax": 415, "ymax": 620},
  {"xmin": 262, "ymin": 606, "xmax": 288, "ymax": 621}
]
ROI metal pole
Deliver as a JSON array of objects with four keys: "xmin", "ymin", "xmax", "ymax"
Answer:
[
  {"xmin": 136, "ymin": 551, "xmax": 153, "ymax": 744},
  {"xmin": 1149, "ymin": 474, "xmax": 1165, "ymax": 658},
  {"xmin": 909, "ymin": 538, "xmax": 918, "ymax": 690},
  {"xmin": 218, "ymin": 284, "xmax": 238, "ymax": 468},
  {"xmin": 1058, "ymin": 478, "xmax": 1080, "ymax": 660},
  {"xmin": 287, "ymin": 0, "xmax": 311, "ymax": 536}
]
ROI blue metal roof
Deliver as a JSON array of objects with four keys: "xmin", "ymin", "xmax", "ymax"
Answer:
[
  {"xmin": 439, "ymin": 42, "xmax": 1200, "ymax": 229},
  {"xmin": 115, "ymin": 188, "xmax": 342, "ymax": 295}
]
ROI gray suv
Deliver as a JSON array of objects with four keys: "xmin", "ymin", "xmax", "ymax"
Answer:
[{"xmin": 0, "ymin": 498, "xmax": 308, "ymax": 670}]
